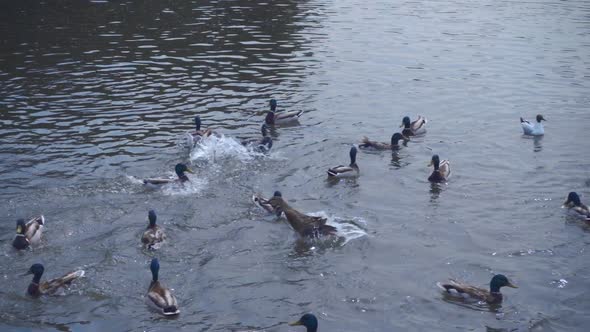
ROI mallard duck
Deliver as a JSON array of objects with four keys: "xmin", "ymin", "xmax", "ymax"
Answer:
[
  {"xmin": 428, "ymin": 155, "xmax": 451, "ymax": 183},
  {"xmin": 289, "ymin": 313, "xmax": 318, "ymax": 332},
  {"xmin": 327, "ymin": 146, "xmax": 359, "ymax": 177},
  {"xmin": 400, "ymin": 115, "xmax": 427, "ymax": 136},
  {"xmin": 241, "ymin": 124, "xmax": 273, "ymax": 153},
  {"xmin": 437, "ymin": 274, "xmax": 518, "ymax": 304},
  {"xmin": 142, "ymin": 210, "xmax": 166, "ymax": 249},
  {"xmin": 520, "ymin": 114, "xmax": 545, "ymax": 136},
  {"xmin": 12, "ymin": 216, "xmax": 45, "ymax": 250},
  {"xmin": 252, "ymin": 191, "xmax": 284, "ymax": 216},
  {"xmin": 265, "ymin": 192, "xmax": 337, "ymax": 238},
  {"xmin": 143, "ymin": 163, "xmax": 194, "ymax": 185},
  {"xmin": 147, "ymin": 258, "xmax": 179, "ymax": 316},
  {"xmin": 562, "ymin": 192, "xmax": 590, "ymax": 220},
  {"xmin": 359, "ymin": 133, "xmax": 408, "ymax": 150},
  {"xmin": 192, "ymin": 116, "xmax": 214, "ymax": 138},
  {"xmin": 264, "ymin": 99, "xmax": 303, "ymax": 125},
  {"xmin": 25, "ymin": 263, "xmax": 85, "ymax": 297}
]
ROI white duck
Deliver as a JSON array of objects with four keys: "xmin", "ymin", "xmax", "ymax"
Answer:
[{"xmin": 520, "ymin": 114, "xmax": 546, "ymax": 136}]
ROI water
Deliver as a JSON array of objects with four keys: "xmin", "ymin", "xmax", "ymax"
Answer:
[{"xmin": 1, "ymin": 0, "xmax": 589, "ymax": 331}]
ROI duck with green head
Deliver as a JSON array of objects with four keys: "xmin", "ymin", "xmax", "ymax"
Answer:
[
  {"xmin": 192, "ymin": 116, "xmax": 214, "ymax": 138},
  {"xmin": 143, "ymin": 163, "xmax": 194, "ymax": 185},
  {"xmin": 264, "ymin": 99, "xmax": 303, "ymax": 125},
  {"xmin": 400, "ymin": 115, "xmax": 427, "ymax": 137},
  {"xmin": 327, "ymin": 146, "xmax": 359, "ymax": 177},
  {"xmin": 252, "ymin": 190, "xmax": 284, "ymax": 216},
  {"xmin": 359, "ymin": 133, "xmax": 408, "ymax": 150},
  {"xmin": 142, "ymin": 210, "xmax": 166, "ymax": 249},
  {"xmin": 289, "ymin": 313, "xmax": 318, "ymax": 332},
  {"xmin": 437, "ymin": 274, "xmax": 518, "ymax": 304},
  {"xmin": 12, "ymin": 216, "xmax": 45, "ymax": 250},
  {"xmin": 428, "ymin": 155, "xmax": 451, "ymax": 183},
  {"xmin": 146, "ymin": 258, "xmax": 179, "ymax": 316},
  {"xmin": 24, "ymin": 263, "xmax": 85, "ymax": 297},
  {"xmin": 562, "ymin": 192, "xmax": 590, "ymax": 220}
]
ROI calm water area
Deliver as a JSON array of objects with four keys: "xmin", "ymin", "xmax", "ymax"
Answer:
[{"xmin": 1, "ymin": 0, "xmax": 590, "ymax": 331}]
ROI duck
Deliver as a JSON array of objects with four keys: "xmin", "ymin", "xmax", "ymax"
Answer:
[
  {"xmin": 191, "ymin": 116, "xmax": 214, "ymax": 138},
  {"xmin": 143, "ymin": 163, "xmax": 194, "ymax": 185},
  {"xmin": 327, "ymin": 146, "xmax": 359, "ymax": 177},
  {"xmin": 264, "ymin": 99, "xmax": 303, "ymax": 125},
  {"xmin": 25, "ymin": 263, "xmax": 85, "ymax": 297},
  {"xmin": 265, "ymin": 191, "xmax": 337, "ymax": 238},
  {"xmin": 428, "ymin": 154, "xmax": 451, "ymax": 183},
  {"xmin": 289, "ymin": 313, "xmax": 318, "ymax": 332},
  {"xmin": 241, "ymin": 124, "xmax": 273, "ymax": 153},
  {"xmin": 146, "ymin": 258, "xmax": 179, "ymax": 316},
  {"xmin": 359, "ymin": 133, "xmax": 408, "ymax": 150},
  {"xmin": 400, "ymin": 115, "xmax": 427, "ymax": 136},
  {"xmin": 562, "ymin": 192, "xmax": 590, "ymax": 220},
  {"xmin": 437, "ymin": 274, "xmax": 518, "ymax": 304},
  {"xmin": 520, "ymin": 114, "xmax": 545, "ymax": 136},
  {"xmin": 142, "ymin": 210, "xmax": 166, "ymax": 249},
  {"xmin": 12, "ymin": 216, "xmax": 45, "ymax": 250},
  {"xmin": 252, "ymin": 191, "xmax": 284, "ymax": 216}
]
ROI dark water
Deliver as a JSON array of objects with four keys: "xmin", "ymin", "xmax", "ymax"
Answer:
[{"xmin": 1, "ymin": 0, "xmax": 590, "ymax": 331}]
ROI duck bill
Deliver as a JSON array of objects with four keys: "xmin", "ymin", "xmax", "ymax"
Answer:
[
  {"xmin": 506, "ymin": 282, "xmax": 518, "ymax": 288},
  {"xmin": 288, "ymin": 320, "xmax": 302, "ymax": 326},
  {"xmin": 22, "ymin": 270, "xmax": 33, "ymax": 276},
  {"xmin": 16, "ymin": 225, "xmax": 22, "ymax": 233},
  {"xmin": 185, "ymin": 168, "xmax": 194, "ymax": 174}
]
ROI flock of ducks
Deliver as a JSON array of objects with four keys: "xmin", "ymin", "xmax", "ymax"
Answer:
[{"xmin": 11, "ymin": 99, "xmax": 588, "ymax": 331}]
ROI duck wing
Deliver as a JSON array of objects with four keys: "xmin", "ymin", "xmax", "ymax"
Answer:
[
  {"xmin": 410, "ymin": 116, "xmax": 427, "ymax": 133},
  {"xmin": 520, "ymin": 117, "xmax": 535, "ymax": 135},
  {"xmin": 439, "ymin": 160, "xmax": 451, "ymax": 179},
  {"xmin": 437, "ymin": 279, "xmax": 489, "ymax": 300},
  {"xmin": 148, "ymin": 281, "xmax": 180, "ymax": 315},
  {"xmin": 327, "ymin": 165, "xmax": 358, "ymax": 177},
  {"xmin": 25, "ymin": 216, "xmax": 44, "ymax": 244},
  {"xmin": 142, "ymin": 227, "xmax": 165, "ymax": 248},
  {"xmin": 41, "ymin": 269, "xmax": 85, "ymax": 294},
  {"xmin": 276, "ymin": 110, "xmax": 303, "ymax": 121},
  {"xmin": 359, "ymin": 136, "xmax": 389, "ymax": 150}
]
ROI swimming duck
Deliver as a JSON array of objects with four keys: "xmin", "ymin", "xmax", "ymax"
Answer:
[
  {"xmin": 143, "ymin": 163, "xmax": 194, "ymax": 185},
  {"xmin": 142, "ymin": 210, "xmax": 166, "ymax": 249},
  {"xmin": 252, "ymin": 191, "xmax": 284, "ymax": 216},
  {"xmin": 562, "ymin": 192, "xmax": 590, "ymax": 220},
  {"xmin": 12, "ymin": 216, "xmax": 45, "ymax": 250},
  {"xmin": 147, "ymin": 258, "xmax": 179, "ymax": 316},
  {"xmin": 437, "ymin": 274, "xmax": 518, "ymax": 304},
  {"xmin": 520, "ymin": 114, "xmax": 545, "ymax": 136},
  {"xmin": 25, "ymin": 263, "xmax": 85, "ymax": 297},
  {"xmin": 289, "ymin": 313, "xmax": 318, "ymax": 332},
  {"xmin": 359, "ymin": 133, "xmax": 408, "ymax": 150},
  {"xmin": 192, "ymin": 116, "xmax": 214, "ymax": 138},
  {"xmin": 265, "ymin": 191, "xmax": 337, "ymax": 238},
  {"xmin": 428, "ymin": 155, "xmax": 451, "ymax": 183},
  {"xmin": 327, "ymin": 146, "xmax": 359, "ymax": 177},
  {"xmin": 400, "ymin": 115, "xmax": 427, "ymax": 136},
  {"xmin": 264, "ymin": 99, "xmax": 303, "ymax": 125},
  {"xmin": 241, "ymin": 124, "xmax": 273, "ymax": 153}
]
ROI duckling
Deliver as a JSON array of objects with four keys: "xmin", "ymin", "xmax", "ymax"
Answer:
[
  {"xmin": 437, "ymin": 274, "xmax": 518, "ymax": 304},
  {"xmin": 266, "ymin": 192, "xmax": 337, "ymax": 238},
  {"xmin": 25, "ymin": 263, "xmax": 85, "ymax": 297},
  {"xmin": 12, "ymin": 216, "xmax": 45, "ymax": 250},
  {"xmin": 520, "ymin": 114, "xmax": 545, "ymax": 136},
  {"xmin": 264, "ymin": 99, "xmax": 303, "ymax": 125},
  {"xmin": 289, "ymin": 313, "xmax": 318, "ymax": 332},
  {"xmin": 191, "ymin": 116, "xmax": 214, "ymax": 138},
  {"xmin": 147, "ymin": 258, "xmax": 179, "ymax": 316},
  {"xmin": 359, "ymin": 133, "xmax": 408, "ymax": 150},
  {"xmin": 252, "ymin": 191, "xmax": 284, "ymax": 216},
  {"xmin": 562, "ymin": 192, "xmax": 590, "ymax": 220},
  {"xmin": 327, "ymin": 146, "xmax": 359, "ymax": 177},
  {"xmin": 400, "ymin": 115, "xmax": 427, "ymax": 136},
  {"xmin": 241, "ymin": 124, "xmax": 273, "ymax": 153},
  {"xmin": 142, "ymin": 210, "xmax": 166, "ymax": 249},
  {"xmin": 428, "ymin": 155, "xmax": 451, "ymax": 183},
  {"xmin": 143, "ymin": 163, "xmax": 194, "ymax": 185}
]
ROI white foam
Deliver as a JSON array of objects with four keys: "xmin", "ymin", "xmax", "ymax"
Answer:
[
  {"xmin": 189, "ymin": 134, "xmax": 278, "ymax": 164},
  {"xmin": 307, "ymin": 211, "xmax": 368, "ymax": 245}
]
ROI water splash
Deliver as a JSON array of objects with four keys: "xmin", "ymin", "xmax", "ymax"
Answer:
[
  {"xmin": 307, "ymin": 211, "xmax": 368, "ymax": 245},
  {"xmin": 127, "ymin": 174, "xmax": 207, "ymax": 196},
  {"xmin": 189, "ymin": 134, "xmax": 278, "ymax": 164}
]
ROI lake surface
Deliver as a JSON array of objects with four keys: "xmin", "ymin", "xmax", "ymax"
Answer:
[{"xmin": 1, "ymin": 0, "xmax": 590, "ymax": 331}]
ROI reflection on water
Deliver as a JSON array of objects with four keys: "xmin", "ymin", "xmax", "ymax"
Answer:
[{"xmin": 533, "ymin": 136, "xmax": 543, "ymax": 152}]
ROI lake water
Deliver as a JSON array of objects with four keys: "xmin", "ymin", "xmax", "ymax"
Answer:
[{"xmin": 1, "ymin": 0, "xmax": 590, "ymax": 331}]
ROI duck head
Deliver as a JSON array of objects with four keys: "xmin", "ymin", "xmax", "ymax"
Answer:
[
  {"xmin": 289, "ymin": 313, "xmax": 318, "ymax": 332},
  {"xmin": 175, "ymin": 163, "xmax": 193, "ymax": 178},
  {"xmin": 148, "ymin": 210, "xmax": 157, "ymax": 228},
  {"xmin": 349, "ymin": 146, "xmax": 358, "ymax": 165},
  {"xmin": 564, "ymin": 192, "xmax": 581, "ymax": 207},
  {"xmin": 429, "ymin": 155, "xmax": 440, "ymax": 170},
  {"xmin": 401, "ymin": 116, "xmax": 411, "ymax": 128},
  {"xmin": 390, "ymin": 133, "xmax": 407, "ymax": 147},
  {"xmin": 194, "ymin": 116, "xmax": 202, "ymax": 131},
  {"xmin": 536, "ymin": 114, "xmax": 546, "ymax": 123},
  {"xmin": 150, "ymin": 258, "xmax": 160, "ymax": 282},
  {"xmin": 25, "ymin": 263, "xmax": 45, "ymax": 283},
  {"xmin": 269, "ymin": 99, "xmax": 277, "ymax": 111},
  {"xmin": 490, "ymin": 274, "xmax": 517, "ymax": 293},
  {"xmin": 16, "ymin": 219, "xmax": 26, "ymax": 234},
  {"xmin": 273, "ymin": 191, "xmax": 282, "ymax": 198}
]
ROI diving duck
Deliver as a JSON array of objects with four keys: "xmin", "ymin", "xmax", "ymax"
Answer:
[
  {"xmin": 241, "ymin": 124, "xmax": 273, "ymax": 153},
  {"xmin": 359, "ymin": 133, "xmax": 408, "ymax": 150},
  {"xmin": 520, "ymin": 114, "xmax": 545, "ymax": 136},
  {"xmin": 147, "ymin": 258, "xmax": 179, "ymax": 316},
  {"xmin": 252, "ymin": 191, "xmax": 284, "ymax": 216},
  {"xmin": 142, "ymin": 210, "xmax": 166, "ymax": 249},
  {"xmin": 562, "ymin": 192, "xmax": 590, "ymax": 220},
  {"xmin": 400, "ymin": 115, "xmax": 427, "ymax": 136},
  {"xmin": 265, "ymin": 191, "xmax": 337, "ymax": 238},
  {"xmin": 437, "ymin": 274, "xmax": 518, "ymax": 304},
  {"xmin": 264, "ymin": 99, "xmax": 303, "ymax": 125},
  {"xmin": 12, "ymin": 216, "xmax": 45, "ymax": 250},
  {"xmin": 289, "ymin": 313, "xmax": 318, "ymax": 332},
  {"xmin": 143, "ymin": 163, "xmax": 194, "ymax": 185},
  {"xmin": 25, "ymin": 263, "xmax": 85, "ymax": 297},
  {"xmin": 327, "ymin": 146, "xmax": 359, "ymax": 177},
  {"xmin": 191, "ymin": 116, "xmax": 214, "ymax": 138},
  {"xmin": 428, "ymin": 155, "xmax": 451, "ymax": 183}
]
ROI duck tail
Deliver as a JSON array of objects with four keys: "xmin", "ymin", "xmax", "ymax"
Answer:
[
  {"xmin": 61, "ymin": 270, "xmax": 85, "ymax": 284},
  {"xmin": 327, "ymin": 169, "xmax": 338, "ymax": 177},
  {"xmin": 163, "ymin": 306, "xmax": 179, "ymax": 315},
  {"xmin": 296, "ymin": 110, "xmax": 304, "ymax": 118}
]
